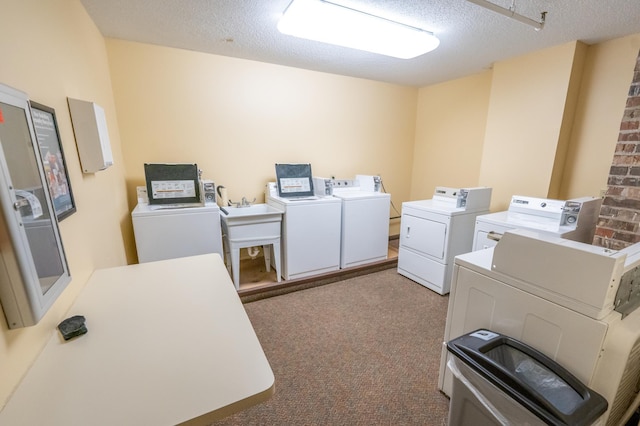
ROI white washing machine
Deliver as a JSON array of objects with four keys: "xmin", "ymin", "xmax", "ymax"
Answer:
[
  {"xmin": 397, "ymin": 187, "xmax": 492, "ymax": 295},
  {"xmin": 266, "ymin": 183, "xmax": 342, "ymax": 280},
  {"xmin": 332, "ymin": 182, "xmax": 391, "ymax": 269},
  {"xmin": 473, "ymin": 195, "xmax": 602, "ymax": 251},
  {"xmin": 438, "ymin": 229, "xmax": 640, "ymax": 426},
  {"xmin": 132, "ymin": 203, "xmax": 224, "ymax": 263}
]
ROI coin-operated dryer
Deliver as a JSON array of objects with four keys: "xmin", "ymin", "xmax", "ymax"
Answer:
[
  {"xmin": 472, "ymin": 195, "xmax": 602, "ymax": 251},
  {"xmin": 397, "ymin": 187, "xmax": 492, "ymax": 295}
]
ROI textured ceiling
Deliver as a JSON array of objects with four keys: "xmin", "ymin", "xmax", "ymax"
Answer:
[{"xmin": 80, "ymin": 0, "xmax": 640, "ymax": 87}]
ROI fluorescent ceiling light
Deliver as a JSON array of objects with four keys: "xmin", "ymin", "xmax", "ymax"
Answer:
[{"xmin": 277, "ymin": 0, "xmax": 440, "ymax": 59}]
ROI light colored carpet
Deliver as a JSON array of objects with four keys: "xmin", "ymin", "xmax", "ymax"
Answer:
[{"xmin": 213, "ymin": 268, "xmax": 451, "ymax": 425}]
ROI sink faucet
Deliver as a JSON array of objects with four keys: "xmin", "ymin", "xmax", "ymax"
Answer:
[{"xmin": 232, "ymin": 197, "xmax": 256, "ymax": 208}]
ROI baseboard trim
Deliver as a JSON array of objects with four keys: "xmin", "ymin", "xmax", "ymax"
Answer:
[{"xmin": 239, "ymin": 257, "xmax": 398, "ymax": 303}]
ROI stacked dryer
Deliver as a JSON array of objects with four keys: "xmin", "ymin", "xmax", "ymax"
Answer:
[
  {"xmin": 472, "ymin": 195, "xmax": 602, "ymax": 251},
  {"xmin": 397, "ymin": 187, "xmax": 492, "ymax": 295}
]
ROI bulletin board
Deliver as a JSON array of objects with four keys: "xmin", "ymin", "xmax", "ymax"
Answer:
[{"xmin": 30, "ymin": 101, "xmax": 76, "ymax": 221}]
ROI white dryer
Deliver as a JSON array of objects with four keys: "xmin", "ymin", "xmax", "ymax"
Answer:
[
  {"xmin": 397, "ymin": 187, "xmax": 492, "ymax": 295},
  {"xmin": 472, "ymin": 195, "xmax": 602, "ymax": 251},
  {"xmin": 266, "ymin": 183, "xmax": 342, "ymax": 280},
  {"xmin": 438, "ymin": 229, "xmax": 640, "ymax": 426},
  {"xmin": 332, "ymin": 180, "xmax": 391, "ymax": 269}
]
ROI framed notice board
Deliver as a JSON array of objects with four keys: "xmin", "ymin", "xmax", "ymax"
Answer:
[{"xmin": 30, "ymin": 101, "xmax": 76, "ymax": 221}]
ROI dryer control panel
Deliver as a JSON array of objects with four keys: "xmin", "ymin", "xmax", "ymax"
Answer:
[
  {"xmin": 433, "ymin": 186, "xmax": 492, "ymax": 211},
  {"xmin": 561, "ymin": 196, "xmax": 602, "ymax": 228},
  {"xmin": 313, "ymin": 177, "xmax": 334, "ymax": 196},
  {"xmin": 509, "ymin": 196, "xmax": 565, "ymax": 219}
]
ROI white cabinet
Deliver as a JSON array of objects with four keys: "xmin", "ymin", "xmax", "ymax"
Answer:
[
  {"xmin": 68, "ymin": 98, "xmax": 113, "ymax": 173},
  {"xmin": 0, "ymin": 83, "xmax": 71, "ymax": 328}
]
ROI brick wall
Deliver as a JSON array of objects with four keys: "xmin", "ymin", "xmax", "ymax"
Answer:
[{"xmin": 593, "ymin": 49, "xmax": 640, "ymax": 250}]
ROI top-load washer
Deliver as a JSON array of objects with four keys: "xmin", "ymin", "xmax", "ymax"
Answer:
[
  {"xmin": 266, "ymin": 183, "xmax": 342, "ymax": 280},
  {"xmin": 472, "ymin": 195, "xmax": 602, "ymax": 251},
  {"xmin": 397, "ymin": 187, "xmax": 492, "ymax": 295},
  {"xmin": 332, "ymin": 175, "xmax": 391, "ymax": 269},
  {"xmin": 438, "ymin": 229, "xmax": 640, "ymax": 426},
  {"xmin": 132, "ymin": 203, "xmax": 224, "ymax": 263}
]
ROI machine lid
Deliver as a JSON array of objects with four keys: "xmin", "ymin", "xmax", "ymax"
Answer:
[
  {"xmin": 403, "ymin": 198, "xmax": 467, "ymax": 213},
  {"xmin": 332, "ymin": 191, "xmax": 389, "ymax": 200}
]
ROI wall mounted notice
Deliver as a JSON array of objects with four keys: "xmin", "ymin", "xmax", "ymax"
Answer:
[
  {"xmin": 30, "ymin": 102, "xmax": 76, "ymax": 221},
  {"xmin": 150, "ymin": 180, "xmax": 196, "ymax": 200}
]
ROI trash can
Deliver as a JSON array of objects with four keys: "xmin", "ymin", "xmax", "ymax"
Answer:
[{"xmin": 446, "ymin": 329, "xmax": 608, "ymax": 426}]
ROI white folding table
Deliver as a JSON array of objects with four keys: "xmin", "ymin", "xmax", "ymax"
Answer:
[{"xmin": 0, "ymin": 254, "xmax": 274, "ymax": 425}]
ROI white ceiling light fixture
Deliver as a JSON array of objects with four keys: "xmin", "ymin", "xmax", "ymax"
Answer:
[
  {"xmin": 467, "ymin": 0, "xmax": 547, "ymax": 31},
  {"xmin": 277, "ymin": 0, "xmax": 440, "ymax": 59}
]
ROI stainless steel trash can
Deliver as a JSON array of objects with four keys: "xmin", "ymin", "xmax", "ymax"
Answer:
[{"xmin": 446, "ymin": 329, "xmax": 608, "ymax": 426}]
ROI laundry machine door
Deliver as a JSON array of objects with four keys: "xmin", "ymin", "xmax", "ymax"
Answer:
[{"xmin": 400, "ymin": 212, "xmax": 449, "ymax": 261}]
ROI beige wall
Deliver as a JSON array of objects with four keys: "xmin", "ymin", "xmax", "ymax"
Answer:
[
  {"xmin": 0, "ymin": 0, "xmax": 128, "ymax": 407},
  {"xmin": 479, "ymin": 41, "xmax": 584, "ymax": 211},
  {"xmin": 548, "ymin": 42, "xmax": 588, "ymax": 200},
  {"xmin": 560, "ymin": 34, "xmax": 640, "ymax": 199},
  {"xmin": 412, "ymin": 71, "xmax": 493, "ymax": 200},
  {"xmin": 106, "ymin": 40, "xmax": 418, "ymax": 259},
  {"xmin": 414, "ymin": 37, "xmax": 640, "ymax": 212}
]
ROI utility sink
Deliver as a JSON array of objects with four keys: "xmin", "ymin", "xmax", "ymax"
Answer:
[
  {"xmin": 220, "ymin": 204, "xmax": 283, "ymax": 239},
  {"xmin": 221, "ymin": 203, "xmax": 282, "ymax": 221},
  {"xmin": 220, "ymin": 204, "xmax": 284, "ymax": 289}
]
